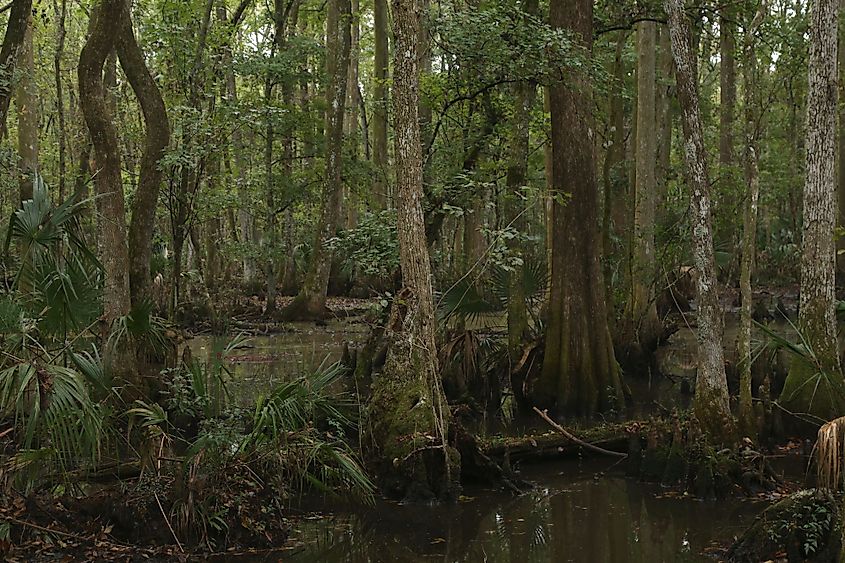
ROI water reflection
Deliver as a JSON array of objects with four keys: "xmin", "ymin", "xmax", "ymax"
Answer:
[
  {"xmin": 188, "ymin": 320, "xmax": 368, "ymax": 405},
  {"xmin": 285, "ymin": 460, "xmax": 761, "ymax": 562}
]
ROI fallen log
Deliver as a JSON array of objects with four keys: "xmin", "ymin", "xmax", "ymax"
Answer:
[
  {"xmin": 481, "ymin": 425, "xmax": 631, "ymax": 464},
  {"xmin": 533, "ymin": 407, "xmax": 628, "ymax": 458}
]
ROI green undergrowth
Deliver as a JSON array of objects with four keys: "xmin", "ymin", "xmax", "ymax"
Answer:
[
  {"xmin": 728, "ymin": 489, "xmax": 841, "ymax": 562},
  {"xmin": 1, "ymin": 333, "xmax": 374, "ymax": 552}
]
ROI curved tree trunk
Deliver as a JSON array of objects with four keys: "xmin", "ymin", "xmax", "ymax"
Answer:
[
  {"xmin": 79, "ymin": 0, "xmax": 140, "ymax": 395},
  {"xmin": 281, "ymin": 0, "xmax": 351, "ymax": 320},
  {"xmin": 0, "ymin": 0, "xmax": 33, "ymax": 134},
  {"xmin": 366, "ymin": 0, "xmax": 457, "ymax": 500},
  {"xmin": 116, "ymin": 0, "xmax": 171, "ymax": 308},
  {"xmin": 781, "ymin": 0, "xmax": 845, "ymax": 421},
  {"xmin": 665, "ymin": 0, "xmax": 734, "ymax": 440},
  {"xmin": 535, "ymin": 0, "xmax": 623, "ymax": 417},
  {"xmin": 80, "ymin": 0, "xmax": 131, "ymax": 326}
]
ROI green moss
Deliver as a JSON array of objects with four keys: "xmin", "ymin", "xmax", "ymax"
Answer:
[
  {"xmin": 693, "ymin": 386, "xmax": 737, "ymax": 444},
  {"xmin": 364, "ymin": 349, "xmax": 460, "ymax": 501}
]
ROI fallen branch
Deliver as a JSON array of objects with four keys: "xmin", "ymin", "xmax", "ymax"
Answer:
[
  {"xmin": 154, "ymin": 491, "xmax": 184, "ymax": 553},
  {"xmin": 532, "ymin": 407, "xmax": 628, "ymax": 459},
  {"xmin": 6, "ymin": 516, "xmax": 87, "ymax": 539}
]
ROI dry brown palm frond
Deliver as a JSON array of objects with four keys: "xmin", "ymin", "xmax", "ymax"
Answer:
[{"xmin": 817, "ymin": 416, "xmax": 845, "ymax": 490}]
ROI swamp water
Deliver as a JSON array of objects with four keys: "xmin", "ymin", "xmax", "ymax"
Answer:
[
  {"xmin": 281, "ymin": 459, "xmax": 765, "ymax": 562},
  {"xmin": 190, "ymin": 326, "xmax": 780, "ymax": 562}
]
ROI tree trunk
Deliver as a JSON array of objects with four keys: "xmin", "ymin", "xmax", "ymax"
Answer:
[
  {"xmin": 344, "ymin": 0, "xmax": 360, "ymax": 229},
  {"xmin": 281, "ymin": 0, "xmax": 351, "ymax": 320},
  {"xmin": 117, "ymin": 0, "xmax": 171, "ymax": 308},
  {"xmin": 505, "ymin": 0, "xmax": 538, "ymax": 366},
  {"xmin": 372, "ymin": 0, "xmax": 389, "ymax": 208},
  {"xmin": 719, "ymin": 5, "xmax": 736, "ymax": 171},
  {"xmin": 534, "ymin": 0, "xmax": 623, "ymax": 417},
  {"xmin": 781, "ymin": 0, "xmax": 845, "ymax": 420},
  {"xmin": 16, "ymin": 14, "xmax": 37, "ymax": 202},
  {"xmin": 262, "ymin": 0, "xmax": 295, "ymax": 316},
  {"xmin": 0, "ymin": 0, "xmax": 33, "ymax": 134},
  {"xmin": 656, "ymin": 25, "xmax": 673, "ymax": 212},
  {"xmin": 665, "ymin": 0, "xmax": 734, "ymax": 440},
  {"xmin": 628, "ymin": 19, "xmax": 661, "ymax": 354},
  {"xmin": 79, "ymin": 0, "xmax": 140, "ymax": 395},
  {"xmin": 543, "ymin": 87, "xmax": 553, "ymax": 275},
  {"xmin": 222, "ymin": 14, "xmax": 255, "ymax": 285},
  {"xmin": 54, "ymin": 0, "xmax": 68, "ymax": 201},
  {"xmin": 837, "ymin": 0, "xmax": 845, "ymax": 282},
  {"xmin": 602, "ymin": 30, "xmax": 628, "ymax": 320},
  {"xmin": 366, "ymin": 0, "xmax": 458, "ymax": 500},
  {"xmin": 738, "ymin": 2, "xmax": 766, "ymax": 433}
]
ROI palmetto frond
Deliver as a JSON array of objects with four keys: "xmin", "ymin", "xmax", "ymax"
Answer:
[{"xmin": 0, "ymin": 361, "xmax": 105, "ymax": 484}]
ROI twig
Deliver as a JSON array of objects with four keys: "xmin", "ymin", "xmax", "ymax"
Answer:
[
  {"xmin": 154, "ymin": 491, "xmax": 184, "ymax": 553},
  {"xmin": 400, "ymin": 444, "xmax": 445, "ymax": 463},
  {"xmin": 6, "ymin": 517, "xmax": 85, "ymax": 539},
  {"xmin": 532, "ymin": 407, "xmax": 627, "ymax": 459}
]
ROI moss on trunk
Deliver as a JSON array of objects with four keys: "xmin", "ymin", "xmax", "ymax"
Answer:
[{"xmin": 364, "ymin": 299, "xmax": 460, "ymax": 500}]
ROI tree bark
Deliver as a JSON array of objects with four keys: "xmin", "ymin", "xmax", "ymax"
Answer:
[
  {"xmin": 372, "ymin": 0, "xmax": 389, "ymax": 208},
  {"xmin": 719, "ymin": 4, "xmax": 736, "ymax": 170},
  {"xmin": 738, "ymin": 2, "xmax": 766, "ymax": 432},
  {"xmin": 117, "ymin": 0, "xmax": 171, "ymax": 308},
  {"xmin": 628, "ymin": 19, "xmax": 661, "ymax": 353},
  {"xmin": 15, "ymin": 13, "xmax": 37, "ymax": 202},
  {"xmin": 366, "ymin": 0, "xmax": 457, "ymax": 500},
  {"xmin": 837, "ymin": 0, "xmax": 845, "ymax": 281},
  {"xmin": 656, "ymin": 25, "xmax": 674, "ymax": 211},
  {"xmin": 344, "ymin": 0, "xmax": 360, "ymax": 229},
  {"xmin": 665, "ymin": 0, "xmax": 734, "ymax": 440},
  {"xmin": 602, "ymin": 30, "xmax": 628, "ymax": 320},
  {"xmin": 79, "ymin": 0, "xmax": 140, "ymax": 396},
  {"xmin": 535, "ymin": 0, "xmax": 623, "ymax": 417},
  {"xmin": 505, "ymin": 0, "xmax": 537, "ymax": 369},
  {"xmin": 0, "ymin": 0, "xmax": 33, "ymax": 134},
  {"xmin": 79, "ymin": 0, "xmax": 132, "ymax": 326},
  {"xmin": 781, "ymin": 0, "xmax": 845, "ymax": 420},
  {"xmin": 281, "ymin": 0, "xmax": 351, "ymax": 320},
  {"xmin": 54, "ymin": 0, "xmax": 68, "ymax": 201}
]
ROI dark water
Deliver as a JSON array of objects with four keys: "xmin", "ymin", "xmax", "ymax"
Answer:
[{"xmin": 281, "ymin": 459, "xmax": 764, "ymax": 563}]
